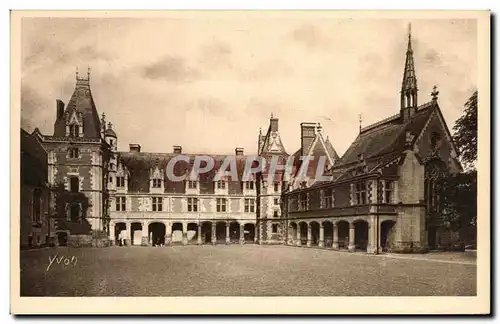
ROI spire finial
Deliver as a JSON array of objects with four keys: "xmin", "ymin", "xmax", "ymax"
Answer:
[
  {"xmin": 359, "ymin": 113, "xmax": 363, "ymax": 132},
  {"xmin": 431, "ymin": 85, "xmax": 439, "ymax": 101},
  {"xmin": 108, "ymin": 121, "xmax": 112, "ymax": 129},
  {"xmin": 271, "ymin": 112, "xmax": 274, "ymax": 119},
  {"xmin": 87, "ymin": 66, "xmax": 91, "ymax": 80},
  {"xmin": 75, "ymin": 66, "xmax": 79, "ymax": 80},
  {"xmin": 408, "ymin": 22, "xmax": 412, "ymax": 39}
]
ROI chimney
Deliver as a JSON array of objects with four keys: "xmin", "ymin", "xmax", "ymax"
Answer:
[
  {"xmin": 300, "ymin": 122, "xmax": 316, "ymax": 155},
  {"xmin": 235, "ymin": 148, "xmax": 244, "ymax": 156},
  {"xmin": 270, "ymin": 116, "xmax": 279, "ymax": 132},
  {"xmin": 56, "ymin": 100, "xmax": 65, "ymax": 119},
  {"xmin": 173, "ymin": 145, "xmax": 182, "ymax": 154},
  {"xmin": 129, "ymin": 144, "xmax": 141, "ymax": 153}
]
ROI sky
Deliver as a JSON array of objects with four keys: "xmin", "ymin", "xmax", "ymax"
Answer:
[{"xmin": 20, "ymin": 16, "xmax": 478, "ymax": 156}]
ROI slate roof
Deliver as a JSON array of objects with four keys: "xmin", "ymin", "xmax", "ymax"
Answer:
[
  {"xmin": 21, "ymin": 128, "xmax": 48, "ymax": 187},
  {"xmin": 53, "ymin": 76, "xmax": 102, "ymax": 138},
  {"xmin": 118, "ymin": 152, "xmax": 262, "ymax": 193}
]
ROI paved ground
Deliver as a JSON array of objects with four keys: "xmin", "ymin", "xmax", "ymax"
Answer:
[{"xmin": 20, "ymin": 245, "xmax": 476, "ymax": 296}]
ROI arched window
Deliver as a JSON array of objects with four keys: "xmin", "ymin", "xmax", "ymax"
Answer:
[
  {"xmin": 424, "ymin": 159, "xmax": 447, "ymax": 219},
  {"xmin": 430, "ymin": 132, "xmax": 442, "ymax": 151}
]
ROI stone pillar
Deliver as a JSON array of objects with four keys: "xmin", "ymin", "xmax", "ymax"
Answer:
[
  {"xmin": 348, "ymin": 223, "xmax": 356, "ymax": 252},
  {"xmin": 197, "ymin": 224, "xmax": 202, "ymax": 245},
  {"xmin": 149, "ymin": 232, "xmax": 153, "ymax": 246},
  {"xmin": 109, "ymin": 222, "xmax": 115, "ymax": 241},
  {"xmin": 225, "ymin": 222, "xmax": 230, "ymax": 244},
  {"xmin": 332, "ymin": 223, "xmax": 339, "ymax": 250},
  {"xmin": 211, "ymin": 223, "xmax": 216, "ymax": 245},
  {"xmin": 296, "ymin": 227, "xmax": 301, "ymax": 246},
  {"xmin": 141, "ymin": 221, "xmax": 149, "ymax": 246},
  {"xmin": 319, "ymin": 223, "xmax": 324, "ymax": 248},
  {"xmin": 367, "ymin": 223, "xmax": 376, "ymax": 254},
  {"xmin": 239, "ymin": 223, "xmax": 245, "ymax": 244},
  {"xmin": 124, "ymin": 222, "xmax": 131, "ymax": 246},
  {"xmin": 165, "ymin": 222, "xmax": 172, "ymax": 246},
  {"xmin": 182, "ymin": 222, "xmax": 188, "ymax": 245},
  {"xmin": 306, "ymin": 223, "xmax": 312, "ymax": 247},
  {"xmin": 254, "ymin": 224, "xmax": 258, "ymax": 243}
]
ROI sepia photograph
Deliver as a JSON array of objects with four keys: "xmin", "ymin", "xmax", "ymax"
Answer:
[{"xmin": 10, "ymin": 10, "xmax": 490, "ymax": 314}]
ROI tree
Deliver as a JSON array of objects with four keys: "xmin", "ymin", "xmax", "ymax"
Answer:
[
  {"xmin": 453, "ymin": 91, "xmax": 477, "ymax": 171},
  {"xmin": 434, "ymin": 91, "xmax": 478, "ymax": 246}
]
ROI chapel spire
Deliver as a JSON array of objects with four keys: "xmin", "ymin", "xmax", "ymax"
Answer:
[{"xmin": 400, "ymin": 23, "xmax": 418, "ymax": 121}]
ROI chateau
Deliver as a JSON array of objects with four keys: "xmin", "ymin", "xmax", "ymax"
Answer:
[{"xmin": 21, "ymin": 26, "xmax": 461, "ymax": 252}]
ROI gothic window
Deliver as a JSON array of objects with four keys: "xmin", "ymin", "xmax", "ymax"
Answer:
[
  {"xmin": 188, "ymin": 180, "xmax": 197, "ymax": 189},
  {"xmin": 152, "ymin": 178, "xmax": 162, "ymax": 188},
  {"xmin": 424, "ymin": 159, "xmax": 447, "ymax": 220},
  {"xmin": 430, "ymin": 132, "xmax": 442, "ymax": 151}
]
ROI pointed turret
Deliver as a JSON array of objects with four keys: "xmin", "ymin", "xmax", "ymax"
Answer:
[
  {"xmin": 53, "ymin": 66, "xmax": 102, "ymax": 138},
  {"xmin": 400, "ymin": 23, "xmax": 418, "ymax": 122}
]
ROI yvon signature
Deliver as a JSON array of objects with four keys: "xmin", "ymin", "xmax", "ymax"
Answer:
[{"xmin": 46, "ymin": 255, "xmax": 78, "ymax": 271}]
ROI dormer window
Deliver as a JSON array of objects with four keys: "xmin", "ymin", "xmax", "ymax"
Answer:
[
  {"xmin": 69, "ymin": 125, "xmax": 80, "ymax": 137},
  {"xmin": 152, "ymin": 179, "xmax": 162, "ymax": 188},
  {"xmin": 188, "ymin": 180, "xmax": 197, "ymax": 189},
  {"xmin": 216, "ymin": 180, "xmax": 226, "ymax": 189},
  {"xmin": 245, "ymin": 181, "xmax": 254, "ymax": 190}
]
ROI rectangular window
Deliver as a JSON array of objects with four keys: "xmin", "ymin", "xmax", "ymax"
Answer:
[
  {"xmin": 152, "ymin": 197, "xmax": 163, "ymax": 212},
  {"xmin": 188, "ymin": 181, "xmax": 197, "ymax": 189},
  {"xmin": 109, "ymin": 176, "xmax": 113, "ymax": 183},
  {"xmin": 274, "ymin": 182, "xmax": 280, "ymax": 192},
  {"xmin": 322, "ymin": 188, "xmax": 334, "ymax": 208},
  {"xmin": 152, "ymin": 179, "xmax": 162, "ymax": 188},
  {"xmin": 69, "ymin": 147, "xmax": 79, "ymax": 159},
  {"xmin": 216, "ymin": 198, "xmax": 227, "ymax": 212},
  {"xmin": 244, "ymin": 199, "xmax": 255, "ymax": 213},
  {"xmin": 69, "ymin": 125, "xmax": 79, "ymax": 137},
  {"xmin": 385, "ymin": 181, "xmax": 394, "ymax": 204},
  {"xmin": 274, "ymin": 198, "xmax": 279, "ymax": 205},
  {"xmin": 187, "ymin": 198, "xmax": 199, "ymax": 212},
  {"xmin": 298, "ymin": 193, "xmax": 307, "ymax": 211},
  {"xmin": 70, "ymin": 176, "xmax": 79, "ymax": 193},
  {"xmin": 116, "ymin": 197, "xmax": 126, "ymax": 211},
  {"xmin": 217, "ymin": 180, "xmax": 226, "ymax": 189},
  {"xmin": 116, "ymin": 176, "xmax": 125, "ymax": 187},
  {"xmin": 273, "ymin": 210, "xmax": 278, "ymax": 218},
  {"xmin": 245, "ymin": 181, "xmax": 254, "ymax": 190},
  {"xmin": 355, "ymin": 182, "xmax": 367, "ymax": 205},
  {"xmin": 32, "ymin": 189, "xmax": 41, "ymax": 223},
  {"xmin": 272, "ymin": 224, "xmax": 278, "ymax": 234}
]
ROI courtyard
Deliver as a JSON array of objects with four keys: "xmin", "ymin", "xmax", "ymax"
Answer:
[{"xmin": 20, "ymin": 245, "xmax": 476, "ymax": 296}]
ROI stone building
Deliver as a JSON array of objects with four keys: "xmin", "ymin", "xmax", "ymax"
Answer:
[
  {"xmin": 20, "ymin": 128, "xmax": 52, "ymax": 248},
  {"xmin": 32, "ymin": 70, "xmax": 113, "ymax": 243},
  {"xmin": 281, "ymin": 27, "xmax": 462, "ymax": 253}
]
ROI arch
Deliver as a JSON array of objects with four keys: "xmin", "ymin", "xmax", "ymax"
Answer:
[
  {"xmin": 187, "ymin": 223, "xmax": 198, "ymax": 243},
  {"xmin": 243, "ymin": 223, "xmax": 255, "ymax": 243},
  {"xmin": 130, "ymin": 222, "xmax": 142, "ymax": 246},
  {"xmin": 114, "ymin": 222, "xmax": 127, "ymax": 246},
  {"xmin": 200, "ymin": 221, "xmax": 212, "ymax": 244},
  {"xmin": 353, "ymin": 219, "xmax": 369, "ymax": 251},
  {"xmin": 336, "ymin": 220, "xmax": 350, "ymax": 249},
  {"xmin": 215, "ymin": 221, "xmax": 226, "ymax": 244},
  {"xmin": 171, "ymin": 222, "xmax": 183, "ymax": 244},
  {"xmin": 310, "ymin": 221, "xmax": 320, "ymax": 246},
  {"xmin": 380, "ymin": 220, "xmax": 396, "ymax": 252},
  {"xmin": 322, "ymin": 221, "xmax": 333, "ymax": 248},
  {"xmin": 298, "ymin": 221, "xmax": 308, "ymax": 245},
  {"xmin": 148, "ymin": 222, "xmax": 166, "ymax": 246},
  {"xmin": 229, "ymin": 221, "xmax": 240, "ymax": 243},
  {"xmin": 55, "ymin": 231, "xmax": 68, "ymax": 246}
]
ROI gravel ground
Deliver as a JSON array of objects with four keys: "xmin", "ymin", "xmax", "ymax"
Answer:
[{"xmin": 20, "ymin": 245, "xmax": 476, "ymax": 296}]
